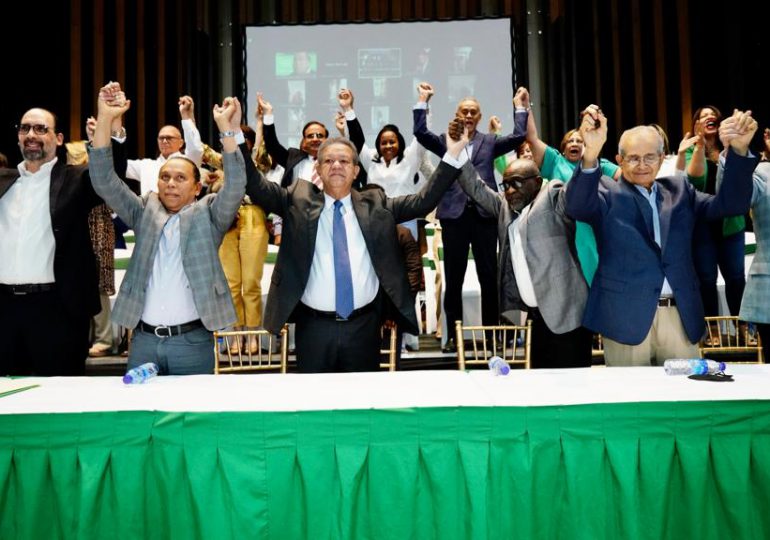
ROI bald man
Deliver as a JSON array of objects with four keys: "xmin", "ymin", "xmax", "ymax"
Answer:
[
  {"xmin": 456, "ymin": 157, "xmax": 592, "ymax": 368},
  {"xmin": 0, "ymin": 108, "xmax": 104, "ymax": 375}
]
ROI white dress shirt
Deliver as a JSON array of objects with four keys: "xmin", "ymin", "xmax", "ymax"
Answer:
[
  {"xmin": 301, "ymin": 193, "xmax": 379, "ymax": 311},
  {"xmin": 123, "ymin": 119, "xmax": 204, "ymax": 195},
  {"xmin": 140, "ymin": 205, "xmax": 201, "ymax": 325},
  {"xmin": 0, "ymin": 158, "xmax": 57, "ymax": 284}
]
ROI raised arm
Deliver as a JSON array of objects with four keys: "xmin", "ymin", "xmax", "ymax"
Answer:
[
  {"xmin": 209, "ymin": 97, "xmax": 246, "ymax": 233},
  {"xmin": 525, "ymin": 99, "xmax": 548, "ymax": 168},
  {"xmin": 258, "ymin": 93, "xmax": 289, "ymax": 167},
  {"xmin": 90, "ymin": 82, "xmax": 144, "ymax": 228},
  {"xmin": 412, "ymin": 82, "xmax": 447, "ymax": 157},
  {"xmin": 338, "ymin": 88, "xmax": 366, "ymax": 154},
  {"xmin": 491, "ymin": 86, "xmax": 529, "ymax": 157},
  {"xmin": 564, "ymin": 105, "xmax": 608, "ymax": 224},
  {"xmin": 178, "ymin": 95, "xmax": 204, "ymax": 166}
]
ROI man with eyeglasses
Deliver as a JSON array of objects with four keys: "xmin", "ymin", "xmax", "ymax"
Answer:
[
  {"xmin": 257, "ymin": 92, "xmax": 332, "ymax": 188},
  {"xmin": 455, "ymin": 157, "xmax": 592, "ymax": 367},
  {"xmin": 0, "ymin": 110, "xmax": 105, "ymax": 375},
  {"xmin": 565, "ymin": 106, "xmax": 757, "ymax": 366},
  {"xmin": 88, "ymin": 82, "xmax": 246, "ymax": 375},
  {"xmin": 242, "ymin": 119, "xmax": 469, "ymax": 373},
  {"xmin": 105, "ymin": 94, "xmax": 204, "ymax": 195}
]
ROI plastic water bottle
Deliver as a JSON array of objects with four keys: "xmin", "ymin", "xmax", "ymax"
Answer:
[
  {"xmin": 663, "ymin": 359, "xmax": 726, "ymax": 376},
  {"xmin": 123, "ymin": 362, "xmax": 159, "ymax": 384},
  {"xmin": 488, "ymin": 356, "xmax": 510, "ymax": 376}
]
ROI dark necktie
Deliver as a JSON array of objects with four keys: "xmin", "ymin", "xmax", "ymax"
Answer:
[{"xmin": 333, "ymin": 200, "xmax": 354, "ymax": 319}]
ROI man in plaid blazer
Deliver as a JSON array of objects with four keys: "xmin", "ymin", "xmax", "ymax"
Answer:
[{"xmin": 88, "ymin": 82, "xmax": 246, "ymax": 375}]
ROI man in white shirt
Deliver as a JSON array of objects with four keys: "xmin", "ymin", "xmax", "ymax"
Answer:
[
  {"xmin": 0, "ymin": 109, "xmax": 104, "ymax": 375},
  {"xmin": 119, "ymin": 95, "xmax": 204, "ymax": 195},
  {"xmin": 243, "ymin": 120, "xmax": 471, "ymax": 372}
]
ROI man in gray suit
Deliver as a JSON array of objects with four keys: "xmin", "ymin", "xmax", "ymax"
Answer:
[
  {"xmin": 89, "ymin": 82, "xmax": 246, "ymax": 375},
  {"xmin": 244, "ymin": 120, "xmax": 470, "ymax": 372},
  {"xmin": 456, "ymin": 158, "xmax": 592, "ymax": 367}
]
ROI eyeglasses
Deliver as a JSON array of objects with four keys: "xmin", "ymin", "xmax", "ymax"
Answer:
[
  {"xmin": 499, "ymin": 174, "xmax": 539, "ymax": 191},
  {"xmin": 623, "ymin": 154, "xmax": 661, "ymax": 167},
  {"xmin": 157, "ymin": 135, "xmax": 181, "ymax": 143},
  {"xmin": 17, "ymin": 124, "xmax": 51, "ymax": 135}
]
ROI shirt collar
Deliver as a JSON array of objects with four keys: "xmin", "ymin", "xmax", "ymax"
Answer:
[
  {"xmin": 634, "ymin": 181, "xmax": 658, "ymax": 199},
  {"xmin": 324, "ymin": 192, "xmax": 352, "ymax": 211},
  {"xmin": 18, "ymin": 156, "xmax": 58, "ymax": 177}
]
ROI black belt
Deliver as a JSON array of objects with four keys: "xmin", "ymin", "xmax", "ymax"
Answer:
[
  {"xmin": 658, "ymin": 297, "xmax": 676, "ymax": 307},
  {"xmin": 137, "ymin": 319, "xmax": 204, "ymax": 337},
  {"xmin": 299, "ymin": 301, "xmax": 376, "ymax": 322},
  {"xmin": 0, "ymin": 283, "xmax": 56, "ymax": 295}
]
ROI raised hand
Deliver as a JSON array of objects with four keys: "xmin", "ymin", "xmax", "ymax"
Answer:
[
  {"xmin": 488, "ymin": 115, "xmax": 502, "ymax": 134},
  {"xmin": 446, "ymin": 117, "xmax": 469, "ymax": 158},
  {"xmin": 178, "ymin": 95, "xmax": 195, "ymax": 121},
  {"xmin": 678, "ymin": 131, "xmax": 701, "ymax": 155},
  {"xmin": 97, "ymin": 81, "xmax": 131, "ymax": 119},
  {"xmin": 337, "ymin": 88, "xmax": 354, "ymax": 111},
  {"xmin": 335, "ymin": 111, "xmax": 346, "ymax": 136},
  {"xmin": 719, "ymin": 109, "xmax": 758, "ymax": 156},
  {"xmin": 763, "ymin": 127, "xmax": 770, "ymax": 156},
  {"xmin": 417, "ymin": 82, "xmax": 434, "ymax": 103},
  {"xmin": 212, "ymin": 97, "xmax": 240, "ymax": 131},
  {"xmin": 578, "ymin": 104, "xmax": 607, "ymax": 167},
  {"xmin": 85, "ymin": 116, "xmax": 97, "ymax": 142},
  {"xmin": 257, "ymin": 93, "xmax": 273, "ymax": 116},
  {"xmin": 513, "ymin": 86, "xmax": 530, "ymax": 110}
]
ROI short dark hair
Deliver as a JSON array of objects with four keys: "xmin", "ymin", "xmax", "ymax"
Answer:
[{"xmin": 302, "ymin": 121, "xmax": 328, "ymax": 139}]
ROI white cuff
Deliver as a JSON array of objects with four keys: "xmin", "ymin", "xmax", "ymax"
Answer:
[
  {"xmin": 345, "ymin": 110, "xmax": 357, "ymax": 121},
  {"xmin": 413, "ymin": 102, "xmax": 428, "ymax": 111},
  {"xmin": 442, "ymin": 151, "xmax": 468, "ymax": 168},
  {"xmin": 263, "ymin": 114, "xmax": 275, "ymax": 126},
  {"xmin": 235, "ymin": 131, "xmax": 246, "ymax": 145}
]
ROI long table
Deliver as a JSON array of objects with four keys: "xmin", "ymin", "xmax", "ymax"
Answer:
[{"xmin": 3, "ymin": 367, "xmax": 770, "ymax": 539}]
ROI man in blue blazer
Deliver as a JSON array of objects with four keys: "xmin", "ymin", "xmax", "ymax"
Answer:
[
  {"xmin": 413, "ymin": 82, "xmax": 528, "ymax": 351},
  {"xmin": 565, "ymin": 106, "xmax": 757, "ymax": 366}
]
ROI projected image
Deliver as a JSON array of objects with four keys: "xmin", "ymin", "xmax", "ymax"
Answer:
[
  {"xmin": 327, "ymin": 78, "xmax": 349, "ymax": 101},
  {"xmin": 287, "ymin": 80, "xmax": 306, "ymax": 106},
  {"xmin": 413, "ymin": 47, "xmax": 432, "ymax": 76},
  {"xmin": 371, "ymin": 106, "xmax": 390, "ymax": 131},
  {"xmin": 275, "ymin": 51, "xmax": 317, "ymax": 78},
  {"xmin": 358, "ymin": 48, "xmax": 402, "ymax": 79},
  {"xmin": 287, "ymin": 108, "xmax": 307, "ymax": 135},
  {"xmin": 448, "ymin": 75, "xmax": 477, "ymax": 102},
  {"xmin": 372, "ymin": 78, "xmax": 388, "ymax": 99},
  {"xmin": 453, "ymin": 47, "xmax": 472, "ymax": 74}
]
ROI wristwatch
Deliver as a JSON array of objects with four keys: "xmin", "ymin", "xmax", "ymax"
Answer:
[{"xmin": 218, "ymin": 130, "xmax": 236, "ymax": 139}]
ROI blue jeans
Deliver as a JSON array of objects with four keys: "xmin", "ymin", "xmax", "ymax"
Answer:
[{"xmin": 127, "ymin": 326, "xmax": 214, "ymax": 375}]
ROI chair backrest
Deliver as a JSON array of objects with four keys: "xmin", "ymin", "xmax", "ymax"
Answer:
[
  {"xmin": 455, "ymin": 320, "xmax": 532, "ymax": 370},
  {"xmin": 379, "ymin": 323, "xmax": 398, "ymax": 371},
  {"xmin": 213, "ymin": 325, "xmax": 289, "ymax": 374},
  {"xmin": 699, "ymin": 316, "xmax": 764, "ymax": 363}
]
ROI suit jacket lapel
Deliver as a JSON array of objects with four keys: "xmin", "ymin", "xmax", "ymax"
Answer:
[
  {"xmin": 470, "ymin": 131, "xmax": 483, "ymax": 161},
  {"xmin": 350, "ymin": 190, "xmax": 374, "ymax": 250},
  {"xmin": 657, "ymin": 186, "xmax": 672, "ymax": 253},
  {"xmin": 0, "ymin": 172, "xmax": 20, "ymax": 199},
  {"xmin": 179, "ymin": 204, "xmax": 193, "ymax": 257},
  {"xmin": 48, "ymin": 160, "xmax": 66, "ymax": 225},
  {"xmin": 623, "ymin": 179, "xmax": 658, "ymax": 251}
]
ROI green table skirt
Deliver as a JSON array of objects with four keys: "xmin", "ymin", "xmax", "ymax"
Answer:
[{"xmin": 2, "ymin": 400, "xmax": 769, "ymax": 539}]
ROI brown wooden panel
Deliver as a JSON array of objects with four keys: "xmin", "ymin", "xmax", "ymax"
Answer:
[
  {"xmin": 676, "ymin": 0, "xmax": 692, "ymax": 136},
  {"xmin": 610, "ymin": 0, "xmax": 622, "ymax": 138},
  {"xmin": 70, "ymin": 0, "xmax": 82, "ymax": 141},
  {"xmin": 630, "ymin": 0, "xmax": 643, "ymax": 124},
  {"xmin": 137, "ymin": 0, "xmax": 146, "ymax": 156},
  {"xmin": 591, "ymin": 0, "xmax": 602, "ymax": 107},
  {"xmin": 117, "ymin": 0, "xmax": 126, "ymax": 85},
  {"xmin": 157, "ymin": 0, "xmax": 166, "ymax": 128},
  {"xmin": 176, "ymin": 0, "xmax": 185, "ymax": 96},
  {"xmin": 93, "ymin": 0, "xmax": 105, "ymax": 117},
  {"xmin": 651, "ymin": 0, "xmax": 667, "ymax": 131}
]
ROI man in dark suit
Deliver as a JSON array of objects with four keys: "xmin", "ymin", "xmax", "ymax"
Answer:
[
  {"xmin": 456, "ymin": 158, "xmax": 592, "ymax": 368},
  {"xmin": 244, "ymin": 120, "xmax": 470, "ymax": 372},
  {"xmin": 413, "ymin": 82, "xmax": 529, "ymax": 351},
  {"xmin": 0, "ymin": 109, "xmax": 102, "ymax": 375},
  {"xmin": 257, "ymin": 92, "xmax": 328, "ymax": 188},
  {"xmin": 565, "ymin": 105, "xmax": 757, "ymax": 366}
]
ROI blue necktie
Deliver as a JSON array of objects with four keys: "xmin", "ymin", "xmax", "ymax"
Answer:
[{"xmin": 333, "ymin": 200, "xmax": 354, "ymax": 319}]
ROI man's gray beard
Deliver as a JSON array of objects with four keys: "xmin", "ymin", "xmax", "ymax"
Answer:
[{"xmin": 21, "ymin": 147, "xmax": 44, "ymax": 161}]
